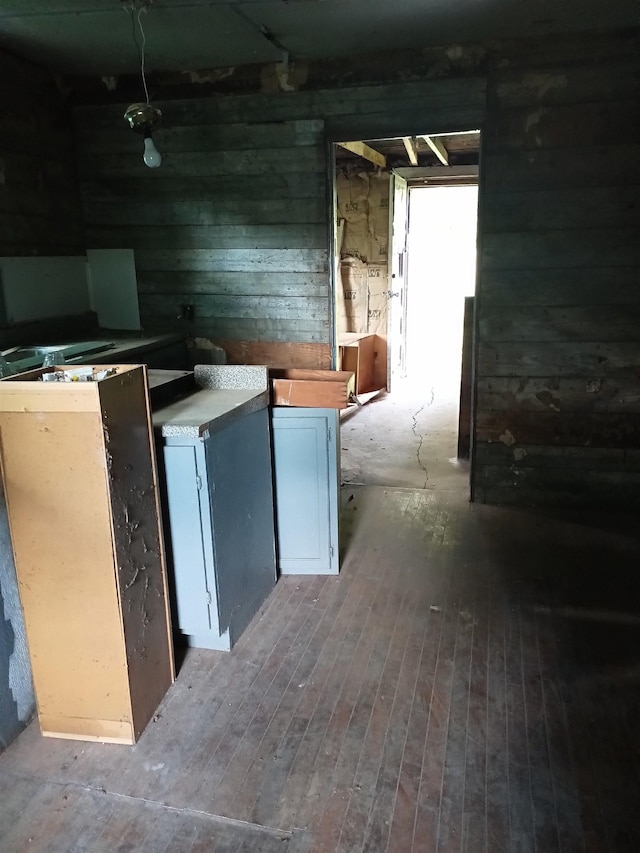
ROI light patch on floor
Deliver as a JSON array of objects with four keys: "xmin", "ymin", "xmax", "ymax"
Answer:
[{"xmin": 340, "ymin": 381, "xmax": 469, "ymax": 492}]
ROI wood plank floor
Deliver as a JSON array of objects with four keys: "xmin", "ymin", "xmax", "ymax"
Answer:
[{"xmin": 1, "ymin": 485, "xmax": 639, "ymax": 852}]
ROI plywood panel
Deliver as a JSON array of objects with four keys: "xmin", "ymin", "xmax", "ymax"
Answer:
[
  {"xmin": 0, "ymin": 365, "xmax": 174, "ymax": 743},
  {"xmin": 0, "ymin": 256, "xmax": 89, "ymax": 324},
  {"xmin": 0, "ymin": 410, "xmax": 133, "ymax": 740}
]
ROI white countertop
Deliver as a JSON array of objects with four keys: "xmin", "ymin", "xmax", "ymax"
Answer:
[
  {"xmin": 152, "ymin": 365, "xmax": 270, "ymax": 438},
  {"xmin": 153, "ymin": 387, "xmax": 269, "ymax": 438}
]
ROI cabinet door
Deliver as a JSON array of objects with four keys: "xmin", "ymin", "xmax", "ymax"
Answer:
[
  {"xmin": 205, "ymin": 407, "xmax": 277, "ymax": 643},
  {"xmin": 271, "ymin": 408, "xmax": 339, "ymax": 575},
  {"xmin": 163, "ymin": 444, "xmax": 214, "ymax": 635}
]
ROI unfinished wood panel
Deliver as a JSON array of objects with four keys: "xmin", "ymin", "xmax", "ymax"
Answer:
[
  {"xmin": 0, "ymin": 366, "xmax": 174, "ymax": 743},
  {"xmin": 339, "ymin": 334, "xmax": 387, "ymax": 395},
  {"xmin": 142, "ymin": 316, "xmax": 331, "ymax": 344},
  {"xmin": 220, "ymin": 340, "xmax": 332, "ymax": 369},
  {"xmin": 270, "ymin": 369, "xmax": 355, "ymax": 408}
]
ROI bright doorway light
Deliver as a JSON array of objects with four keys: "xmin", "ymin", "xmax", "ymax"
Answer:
[{"xmin": 403, "ymin": 184, "xmax": 478, "ymax": 395}]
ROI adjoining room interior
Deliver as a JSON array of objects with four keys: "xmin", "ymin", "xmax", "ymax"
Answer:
[
  {"xmin": 335, "ymin": 133, "xmax": 479, "ymax": 492},
  {"xmin": 0, "ymin": 3, "xmax": 639, "ymax": 850}
]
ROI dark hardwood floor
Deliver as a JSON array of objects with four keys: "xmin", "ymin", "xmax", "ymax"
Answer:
[{"xmin": 0, "ymin": 486, "xmax": 638, "ymax": 852}]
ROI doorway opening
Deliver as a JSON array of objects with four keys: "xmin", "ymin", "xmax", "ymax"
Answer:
[{"xmin": 333, "ymin": 132, "xmax": 480, "ymax": 491}]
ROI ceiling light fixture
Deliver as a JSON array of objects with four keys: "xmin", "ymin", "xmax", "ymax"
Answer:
[{"xmin": 123, "ymin": 0, "xmax": 162, "ymax": 168}]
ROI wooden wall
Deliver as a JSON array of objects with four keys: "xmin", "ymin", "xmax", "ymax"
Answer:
[
  {"xmin": 475, "ymin": 30, "xmax": 640, "ymax": 506},
  {"xmin": 76, "ymin": 115, "xmax": 330, "ymax": 347},
  {"xmin": 0, "ymin": 51, "xmax": 84, "ymax": 257},
  {"xmin": 71, "ymin": 28, "xmax": 640, "ymax": 507},
  {"xmin": 72, "ymin": 73, "xmax": 484, "ymax": 355}
]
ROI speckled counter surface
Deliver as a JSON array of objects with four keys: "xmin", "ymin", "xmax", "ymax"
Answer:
[{"xmin": 152, "ymin": 364, "xmax": 269, "ymax": 438}]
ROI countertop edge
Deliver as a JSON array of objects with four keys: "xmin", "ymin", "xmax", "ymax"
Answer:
[{"xmin": 154, "ymin": 388, "xmax": 270, "ymax": 438}]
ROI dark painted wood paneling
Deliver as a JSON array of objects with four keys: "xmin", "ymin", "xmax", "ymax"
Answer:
[
  {"xmin": 479, "ymin": 305, "xmax": 640, "ymax": 343},
  {"xmin": 476, "ymin": 411, "xmax": 640, "ymax": 448},
  {"xmin": 482, "ymin": 144, "xmax": 640, "ymax": 191},
  {"xmin": 475, "ymin": 29, "xmax": 640, "ymax": 506},
  {"xmin": 482, "ymin": 187, "xmax": 640, "ymax": 233},
  {"xmin": 486, "ymin": 99, "xmax": 640, "ymax": 152},
  {"xmin": 481, "ymin": 228, "xmax": 640, "ymax": 271},
  {"xmin": 478, "ymin": 341, "xmax": 640, "ymax": 377},
  {"xmin": 85, "ymin": 224, "xmax": 327, "ymax": 250},
  {"xmin": 492, "ymin": 56, "xmax": 640, "ymax": 108},
  {"xmin": 137, "ymin": 270, "xmax": 328, "ymax": 297},
  {"xmin": 0, "ymin": 52, "xmax": 84, "ymax": 256},
  {"xmin": 77, "ymin": 116, "xmax": 329, "ymax": 343},
  {"xmin": 477, "ymin": 375, "xmax": 640, "ymax": 413},
  {"xmin": 480, "ymin": 268, "xmax": 640, "ymax": 307}
]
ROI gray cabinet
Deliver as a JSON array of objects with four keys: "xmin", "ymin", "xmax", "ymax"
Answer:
[
  {"xmin": 161, "ymin": 406, "xmax": 276, "ymax": 650},
  {"xmin": 271, "ymin": 407, "xmax": 340, "ymax": 575}
]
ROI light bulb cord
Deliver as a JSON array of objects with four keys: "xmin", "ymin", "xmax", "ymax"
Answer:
[
  {"xmin": 128, "ymin": 3, "xmax": 150, "ymax": 105},
  {"xmin": 137, "ymin": 6, "xmax": 150, "ymax": 105}
]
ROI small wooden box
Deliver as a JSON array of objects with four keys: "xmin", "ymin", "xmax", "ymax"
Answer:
[
  {"xmin": 338, "ymin": 333, "xmax": 387, "ymax": 395},
  {"xmin": 270, "ymin": 369, "xmax": 355, "ymax": 409},
  {"xmin": 0, "ymin": 364, "xmax": 175, "ymax": 743}
]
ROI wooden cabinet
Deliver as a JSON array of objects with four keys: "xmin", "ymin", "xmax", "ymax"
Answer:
[
  {"xmin": 0, "ymin": 365, "xmax": 174, "ymax": 744},
  {"xmin": 271, "ymin": 407, "xmax": 340, "ymax": 575},
  {"xmin": 158, "ymin": 406, "xmax": 277, "ymax": 650}
]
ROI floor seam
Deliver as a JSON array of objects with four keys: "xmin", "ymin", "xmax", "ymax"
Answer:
[{"xmin": 2, "ymin": 768, "xmax": 295, "ymax": 839}]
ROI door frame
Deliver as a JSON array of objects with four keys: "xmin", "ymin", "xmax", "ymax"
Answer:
[{"xmin": 327, "ymin": 130, "xmax": 483, "ymax": 490}]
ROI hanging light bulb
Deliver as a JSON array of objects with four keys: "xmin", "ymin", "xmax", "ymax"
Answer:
[
  {"xmin": 143, "ymin": 134, "xmax": 162, "ymax": 168},
  {"xmin": 124, "ymin": 102, "xmax": 163, "ymax": 169},
  {"xmin": 123, "ymin": 2, "xmax": 162, "ymax": 169}
]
